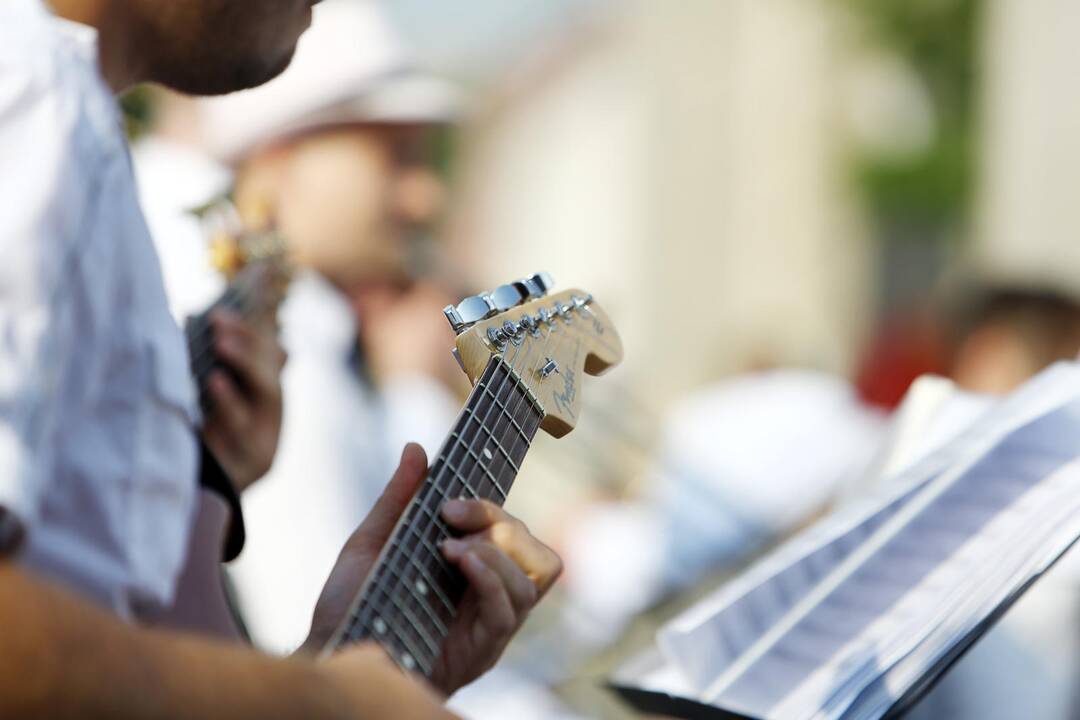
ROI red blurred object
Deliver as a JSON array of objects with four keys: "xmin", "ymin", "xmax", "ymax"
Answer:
[{"xmin": 854, "ymin": 310, "xmax": 949, "ymax": 410}]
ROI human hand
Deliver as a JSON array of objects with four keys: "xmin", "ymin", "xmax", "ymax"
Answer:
[
  {"xmin": 201, "ymin": 308, "xmax": 286, "ymax": 493},
  {"xmin": 432, "ymin": 496, "xmax": 562, "ymax": 694},
  {"xmin": 304, "ymin": 443, "xmax": 562, "ymax": 696}
]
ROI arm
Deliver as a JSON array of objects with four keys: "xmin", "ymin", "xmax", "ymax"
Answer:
[{"xmin": 0, "ymin": 559, "xmax": 457, "ymax": 720}]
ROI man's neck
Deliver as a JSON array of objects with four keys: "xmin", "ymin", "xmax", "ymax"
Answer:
[{"xmin": 49, "ymin": 0, "xmax": 147, "ymax": 94}]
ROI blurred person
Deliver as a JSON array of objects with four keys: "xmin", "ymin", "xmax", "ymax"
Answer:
[
  {"xmin": 855, "ymin": 284, "xmax": 1080, "ymax": 410},
  {"xmin": 945, "ymin": 286, "xmax": 1080, "ymax": 395},
  {"xmin": 0, "ymin": 0, "xmax": 562, "ymax": 717},
  {"xmin": 188, "ymin": 0, "xmax": 466, "ymax": 654},
  {"xmin": 562, "ymin": 369, "xmax": 887, "ymax": 646}
]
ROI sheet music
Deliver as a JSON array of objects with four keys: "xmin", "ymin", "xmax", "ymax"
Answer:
[{"xmin": 635, "ymin": 362, "xmax": 1080, "ymax": 720}]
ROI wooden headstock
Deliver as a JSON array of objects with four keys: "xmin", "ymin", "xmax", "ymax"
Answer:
[{"xmin": 447, "ymin": 277, "xmax": 623, "ymax": 438}]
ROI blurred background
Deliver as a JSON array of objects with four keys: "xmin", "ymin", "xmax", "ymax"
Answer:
[{"xmin": 125, "ymin": 0, "xmax": 1080, "ymax": 717}]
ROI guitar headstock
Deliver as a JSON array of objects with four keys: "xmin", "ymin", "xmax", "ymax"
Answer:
[
  {"xmin": 194, "ymin": 198, "xmax": 292, "ymax": 321},
  {"xmin": 445, "ymin": 274, "xmax": 623, "ymax": 438}
]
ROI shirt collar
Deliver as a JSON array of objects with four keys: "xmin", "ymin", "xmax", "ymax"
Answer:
[{"xmin": 48, "ymin": 13, "xmax": 101, "ymax": 64}]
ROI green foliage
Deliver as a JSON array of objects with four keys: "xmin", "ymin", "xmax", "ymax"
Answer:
[
  {"xmin": 842, "ymin": 0, "xmax": 981, "ymax": 237},
  {"xmin": 119, "ymin": 85, "xmax": 156, "ymax": 141}
]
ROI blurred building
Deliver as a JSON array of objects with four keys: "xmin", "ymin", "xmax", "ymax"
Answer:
[
  {"xmin": 445, "ymin": 0, "xmax": 874, "ymax": 409},
  {"xmin": 974, "ymin": 0, "xmax": 1080, "ymax": 296}
]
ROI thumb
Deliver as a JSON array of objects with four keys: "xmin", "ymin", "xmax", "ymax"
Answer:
[{"xmin": 350, "ymin": 443, "xmax": 428, "ymax": 551}]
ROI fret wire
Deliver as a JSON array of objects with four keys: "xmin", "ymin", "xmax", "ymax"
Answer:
[
  {"xmin": 473, "ymin": 413, "xmax": 521, "ymax": 476},
  {"xmin": 362, "ymin": 518, "xmax": 442, "ymax": 660},
  {"xmin": 458, "ymin": 443, "xmax": 509, "ymax": 502},
  {"xmin": 354, "ymin": 580, "xmax": 423, "ymax": 667},
  {"xmin": 449, "ymin": 390, "xmax": 511, "ymax": 501},
  {"xmin": 442, "ymin": 433, "xmax": 486, "ymax": 500},
  {"xmin": 453, "ymin": 322, "xmax": 558, "ymax": 510},
  {"xmin": 483, "ymin": 382, "xmax": 533, "ymax": 451},
  {"xmin": 474, "ymin": 325, "xmax": 568, "ymax": 500},
  {"xmin": 372, "ymin": 357, "xmax": 521, "ymax": 667},
  {"xmin": 378, "ymin": 546, "xmax": 449, "ymax": 634},
  {"xmin": 356, "ymin": 572, "xmax": 420, "ymax": 643},
  {"xmin": 472, "ymin": 412, "xmax": 522, "ymax": 502},
  {"xmin": 438, "ymin": 381, "xmax": 501, "ymax": 499},
  {"xmin": 401, "ymin": 515, "xmax": 460, "ymax": 621},
  {"xmin": 340, "ymin": 323, "xmax": 560, "ymax": 663},
  {"xmin": 480, "ymin": 384, "xmax": 531, "ymax": 458},
  {"xmin": 353, "ymin": 357, "xmax": 514, "ymax": 664},
  {"xmin": 458, "ymin": 407, "xmax": 517, "ymax": 479},
  {"xmin": 389, "ymin": 531, "xmax": 459, "ymax": 587},
  {"xmin": 370, "ymin": 565, "xmax": 440, "ymax": 663},
  {"xmin": 400, "ymin": 542, "xmax": 457, "ymax": 615},
  {"xmin": 449, "ymin": 342, "xmax": 548, "ymax": 510},
  {"xmin": 444, "ymin": 453, "xmax": 498, "ymax": 505},
  {"xmin": 433, "ymin": 359, "xmax": 514, "ymax": 502},
  {"xmin": 363, "ymin": 627, "xmax": 412, "ymax": 666},
  {"xmin": 398, "ymin": 522, "xmax": 452, "ymax": 633},
  {"xmin": 388, "ymin": 351, "xmax": 531, "ymax": 613},
  {"xmin": 465, "ymin": 408, "xmax": 520, "ymax": 475},
  {"xmin": 413, "ymin": 495, "xmax": 452, "ymax": 537}
]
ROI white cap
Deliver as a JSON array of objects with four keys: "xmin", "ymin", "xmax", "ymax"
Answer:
[{"xmin": 198, "ymin": 0, "xmax": 461, "ymax": 163}]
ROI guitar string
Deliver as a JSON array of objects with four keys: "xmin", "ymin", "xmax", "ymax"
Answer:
[
  {"xmin": 376, "ymin": 303, "xmax": 585, "ymax": 671},
  {"xmin": 353, "ymin": 310, "xmax": 563, "ymax": 669},
  {"xmin": 340, "ymin": 297, "xmax": 596, "ymax": 669},
  {"xmin": 189, "ymin": 258, "xmax": 588, "ymax": 668},
  {"xmin": 349, "ymin": 340, "xmax": 534, "ymax": 669},
  {"xmin": 345, "ymin": 325, "xmax": 534, "ymax": 665},
  {"xmin": 358, "ymin": 319, "xmax": 545, "ymax": 668},
  {"xmin": 465, "ymin": 304, "xmax": 576, "ymax": 499},
  {"xmin": 398, "ymin": 305, "xmax": 580, "ymax": 663}
]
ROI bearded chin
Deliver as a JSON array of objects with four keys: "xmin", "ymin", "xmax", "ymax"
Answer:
[{"xmin": 150, "ymin": 45, "xmax": 296, "ymax": 97}]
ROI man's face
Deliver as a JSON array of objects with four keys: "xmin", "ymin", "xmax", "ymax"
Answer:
[
  {"xmin": 128, "ymin": 0, "xmax": 319, "ymax": 95},
  {"xmin": 233, "ymin": 125, "xmax": 444, "ymax": 288}
]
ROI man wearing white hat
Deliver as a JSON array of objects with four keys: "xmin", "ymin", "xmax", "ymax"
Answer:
[
  {"xmin": 0, "ymin": 0, "xmax": 561, "ymax": 715},
  {"xmin": 166, "ymin": 0, "xmax": 468, "ymax": 655}
]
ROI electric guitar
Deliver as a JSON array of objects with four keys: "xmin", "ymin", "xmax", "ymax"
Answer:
[{"xmin": 320, "ymin": 273, "xmax": 623, "ymax": 677}]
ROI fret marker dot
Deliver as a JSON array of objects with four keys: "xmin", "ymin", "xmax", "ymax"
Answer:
[
  {"xmin": 415, "ymin": 579, "xmax": 429, "ymax": 596},
  {"xmin": 401, "ymin": 653, "xmax": 416, "ymax": 670},
  {"xmin": 483, "ymin": 447, "xmax": 494, "ymax": 461},
  {"xmin": 373, "ymin": 617, "xmax": 387, "ymax": 635}
]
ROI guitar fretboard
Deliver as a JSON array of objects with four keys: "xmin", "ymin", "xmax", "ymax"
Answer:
[{"xmin": 330, "ymin": 355, "xmax": 544, "ymax": 676}]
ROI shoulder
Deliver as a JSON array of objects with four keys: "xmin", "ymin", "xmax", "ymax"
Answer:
[
  {"xmin": 0, "ymin": 3, "xmax": 123, "ymax": 252},
  {"xmin": 0, "ymin": 2, "xmax": 116, "ymax": 162},
  {"xmin": 0, "ymin": 2, "xmax": 70, "ymax": 107}
]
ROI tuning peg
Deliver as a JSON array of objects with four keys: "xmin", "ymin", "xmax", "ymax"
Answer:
[
  {"xmin": 443, "ymin": 272, "xmax": 555, "ymax": 335},
  {"xmin": 515, "ymin": 272, "xmax": 555, "ymax": 300}
]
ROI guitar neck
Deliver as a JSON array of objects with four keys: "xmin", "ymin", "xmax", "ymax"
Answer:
[
  {"xmin": 326, "ymin": 355, "xmax": 545, "ymax": 676},
  {"xmin": 185, "ymin": 260, "xmax": 285, "ymax": 407}
]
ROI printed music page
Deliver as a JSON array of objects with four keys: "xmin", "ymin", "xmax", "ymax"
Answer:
[{"xmin": 612, "ymin": 362, "xmax": 1080, "ymax": 720}]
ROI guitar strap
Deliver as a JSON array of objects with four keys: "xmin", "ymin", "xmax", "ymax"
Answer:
[{"xmin": 197, "ymin": 441, "xmax": 246, "ymax": 562}]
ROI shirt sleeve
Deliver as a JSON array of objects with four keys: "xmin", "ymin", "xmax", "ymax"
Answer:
[{"xmin": 0, "ymin": 18, "xmax": 86, "ymax": 551}]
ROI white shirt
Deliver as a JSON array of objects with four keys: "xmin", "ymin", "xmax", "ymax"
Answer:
[{"xmin": 0, "ymin": 1, "xmax": 199, "ymax": 617}]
